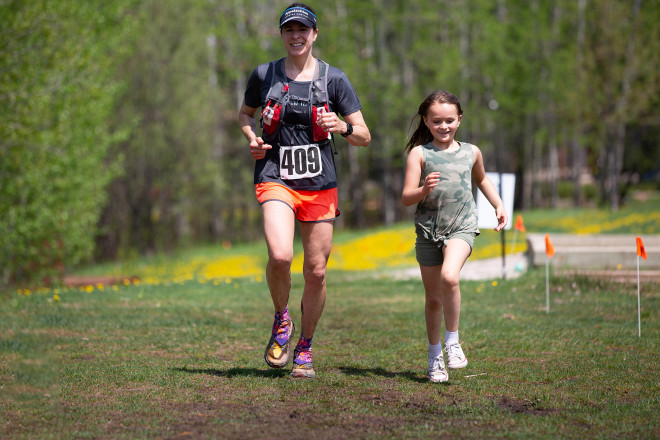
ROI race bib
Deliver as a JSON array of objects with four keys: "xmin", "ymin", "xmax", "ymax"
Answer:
[{"xmin": 279, "ymin": 144, "xmax": 323, "ymax": 180}]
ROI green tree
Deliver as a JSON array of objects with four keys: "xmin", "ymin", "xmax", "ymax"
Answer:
[
  {"xmin": 0, "ymin": 0, "xmax": 135, "ymax": 285},
  {"xmin": 6, "ymin": 0, "xmax": 660, "ymax": 283},
  {"xmin": 584, "ymin": 0, "xmax": 656, "ymax": 210},
  {"xmin": 97, "ymin": 0, "xmax": 226, "ymax": 259}
]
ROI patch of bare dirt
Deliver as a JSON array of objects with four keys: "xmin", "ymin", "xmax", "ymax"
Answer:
[
  {"xmin": 62, "ymin": 274, "xmax": 139, "ymax": 287},
  {"xmin": 158, "ymin": 400, "xmax": 429, "ymax": 440},
  {"xmin": 495, "ymin": 395, "xmax": 559, "ymax": 416}
]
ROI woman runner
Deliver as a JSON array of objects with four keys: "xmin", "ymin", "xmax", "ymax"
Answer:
[{"xmin": 238, "ymin": 3, "xmax": 370, "ymax": 378}]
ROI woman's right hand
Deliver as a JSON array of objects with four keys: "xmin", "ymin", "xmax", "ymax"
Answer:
[{"xmin": 250, "ymin": 137, "xmax": 272, "ymax": 160}]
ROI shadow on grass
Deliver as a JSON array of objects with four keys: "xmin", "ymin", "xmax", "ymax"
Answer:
[
  {"xmin": 339, "ymin": 366, "xmax": 427, "ymax": 383},
  {"xmin": 174, "ymin": 366, "xmax": 426, "ymax": 382},
  {"xmin": 174, "ymin": 366, "xmax": 289, "ymax": 378}
]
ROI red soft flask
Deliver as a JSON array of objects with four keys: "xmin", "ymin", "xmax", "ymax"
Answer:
[
  {"xmin": 262, "ymin": 85, "xmax": 289, "ymax": 135},
  {"xmin": 261, "ymin": 100, "xmax": 281, "ymax": 135},
  {"xmin": 312, "ymin": 103, "xmax": 330, "ymax": 141}
]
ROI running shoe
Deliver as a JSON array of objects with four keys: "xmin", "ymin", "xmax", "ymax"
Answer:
[
  {"xmin": 291, "ymin": 345, "xmax": 315, "ymax": 378},
  {"xmin": 445, "ymin": 342, "xmax": 468, "ymax": 369},
  {"xmin": 264, "ymin": 317, "xmax": 294, "ymax": 369},
  {"xmin": 428, "ymin": 355, "xmax": 448, "ymax": 383}
]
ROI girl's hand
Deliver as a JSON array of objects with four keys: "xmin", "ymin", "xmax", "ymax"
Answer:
[
  {"xmin": 493, "ymin": 205, "xmax": 508, "ymax": 232},
  {"xmin": 250, "ymin": 137, "xmax": 271, "ymax": 160},
  {"xmin": 423, "ymin": 172, "xmax": 440, "ymax": 195}
]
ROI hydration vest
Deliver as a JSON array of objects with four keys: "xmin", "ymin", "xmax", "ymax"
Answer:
[{"xmin": 260, "ymin": 57, "xmax": 331, "ymax": 144}]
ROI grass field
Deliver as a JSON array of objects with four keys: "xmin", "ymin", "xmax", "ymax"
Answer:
[
  {"xmin": 47, "ymin": 191, "xmax": 660, "ymax": 287},
  {"xmin": 2, "ymin": 195, "xmax": 659, "ymax": 439}
]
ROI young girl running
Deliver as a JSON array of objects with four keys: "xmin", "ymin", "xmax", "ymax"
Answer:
[{"xmin": 402, "ymin": 90, "xmax": 507, "ymax": 383}]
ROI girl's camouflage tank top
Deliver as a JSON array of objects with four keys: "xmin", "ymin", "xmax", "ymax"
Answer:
[{"xmin": 414, "ymin": 141, "xmax": 480, "ymax": 244}]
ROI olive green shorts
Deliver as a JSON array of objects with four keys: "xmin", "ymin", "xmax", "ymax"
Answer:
[{"xmin": 415, "ymin": 233, "xmax": 476, "ymax": 267}]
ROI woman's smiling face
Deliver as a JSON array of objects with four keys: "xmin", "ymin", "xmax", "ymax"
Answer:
[{"xmin": 280, "ymin": 21, "xmax": 317, "ymax": 56}]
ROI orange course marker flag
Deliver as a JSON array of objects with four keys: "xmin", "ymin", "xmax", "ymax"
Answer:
[
  {"xmin": 515, "ymin": 214, "xmax": 526, "ymax": 232},
  {"xmin": 545, "ymin": 234, "xmax": 555, "ymax": 258},
  {"xmin": 636, "ymin": 236, "xmax": 647, "ymax": 260}
]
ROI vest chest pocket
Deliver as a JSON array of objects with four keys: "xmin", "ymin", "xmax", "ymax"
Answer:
[{"xmin": 279, "ymin": 144, "xmax": 323, "ymax": 180}]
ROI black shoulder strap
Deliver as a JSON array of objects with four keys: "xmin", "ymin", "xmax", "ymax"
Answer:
[
  {"xmin": 311, "ymin": 59, "xmax": 329, "ymax": 106},
  {"xmin": 266, "ymin": 58, "xmax": 288, "ymax": 101},
  {"xmin": 312, "ymin": 60, "xmax": 337, "ymax": 154}
]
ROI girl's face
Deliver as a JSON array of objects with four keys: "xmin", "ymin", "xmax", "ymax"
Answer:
[
  {"xmin": 423, "ymin": 102, "xmax": 462, "ymax": 147},
  {"xmin": 281, "ymin": 22, "xmax": 317, "ymax": 57}
]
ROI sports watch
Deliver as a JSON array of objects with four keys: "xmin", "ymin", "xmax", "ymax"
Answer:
[{"xmin": 341, "ymin": 122, "xmax": 353, "ymax": 137}]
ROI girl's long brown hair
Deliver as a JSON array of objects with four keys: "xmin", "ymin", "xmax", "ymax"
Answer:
[{"xmin": 404, "ymin": 90, "xmax": 463, "ymax": 153}]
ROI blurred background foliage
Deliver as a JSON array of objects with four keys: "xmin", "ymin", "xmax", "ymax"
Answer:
[{"xmin": 2, "ymin": 0, "xmax": 659, "ymax": 286}]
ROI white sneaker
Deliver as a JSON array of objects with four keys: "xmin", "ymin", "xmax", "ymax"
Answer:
[
  {"xmin": 428, "ymin": 355, "xmax": 448, "ymax": 383},
  {"xmin": 445, "ymin": 343, "xmax": 468, "ymax": 369}
]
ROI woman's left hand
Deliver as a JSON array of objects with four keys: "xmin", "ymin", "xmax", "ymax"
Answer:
[{"xmin": 317, "ymin": 111, "xmax": 346, "ymax": 134}]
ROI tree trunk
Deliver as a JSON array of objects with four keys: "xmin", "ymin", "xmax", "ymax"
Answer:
[
  {"xmin": 545, "ymin": 3, "xmax": 562, "ymax": 208},
  {"xmin": 572, "ymin": 0, "xmax": 588, "ymax": 207},
  {"xmin": 374, "ymin": 2, "xmax": 395, "ymax": 226},
  {"xmin": 608, "ymin": 0, "xmax": 642, "ymax": 211},
  {"xmin": 459, "ymin": 0, "xmax": 471, "ymax": 134},
  {"xmin": 549, "ymin": 127, "xmax": 559, "ymax": 208},
  {"xmin": 521, "ymin": 112, "xmax": 535, "ymax": 210}
]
